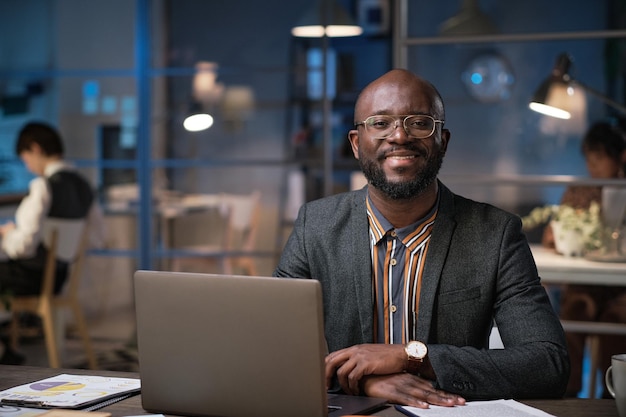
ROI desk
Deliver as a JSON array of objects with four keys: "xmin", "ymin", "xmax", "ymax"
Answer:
[
  {"xmin": 531, "ymin": 243, "xmax": 626, "ymax": 398},
  {"xmin": 0, "ymin": 365, "xmax": 617, "ymax": 417},
  {"xmin": 531, "ymin": 244, "xmax": 626, "ymax": 286}
]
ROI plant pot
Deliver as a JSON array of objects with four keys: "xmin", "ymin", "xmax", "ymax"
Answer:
[{"xmin": 551, "ymin": 220, "xmax": 586, "ymax": 257}]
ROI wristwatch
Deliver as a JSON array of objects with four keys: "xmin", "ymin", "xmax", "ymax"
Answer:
[{"xmin": 405, "ymin": 341, "xmax": 428, "ymax": 374}]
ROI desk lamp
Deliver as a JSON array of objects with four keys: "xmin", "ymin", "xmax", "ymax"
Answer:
[
  {"xmin": 529, "ymin": 52, "xmax": 626, "ymax": 119},
  {"xmin": 183, "ymin": 61, "xmax": 223, "ymax": 132}
]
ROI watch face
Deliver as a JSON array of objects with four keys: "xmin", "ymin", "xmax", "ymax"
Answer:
[
  {"xmin": 407, "ymin": 341, "xmax": 427, "ymax": 359},
  {"xmin": 461, "ymin": 53, "xmax": 515, "ymax": 103}
]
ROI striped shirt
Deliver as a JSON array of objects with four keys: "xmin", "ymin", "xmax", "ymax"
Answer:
[{"xmin": 366, "ymin": 195, "xmax": 438, "ymax": 344}]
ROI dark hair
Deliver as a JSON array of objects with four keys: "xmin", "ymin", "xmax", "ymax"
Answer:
[
  {"xmin": 581, "ymin": 121, "xmax": 626, "ymax": 164},
  {"xmin": 15, "ymin": 122, "xmax": 64, "ymax": 157}
]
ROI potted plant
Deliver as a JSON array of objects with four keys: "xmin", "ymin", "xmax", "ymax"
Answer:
[{"xmin": 521, "ymin": 202, "xmax": 603, "ymax": 257}]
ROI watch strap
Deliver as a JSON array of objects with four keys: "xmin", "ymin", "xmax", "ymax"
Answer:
[{"xmin": 406, "ymin": 357, "xmax": 423, "ymax": 374}]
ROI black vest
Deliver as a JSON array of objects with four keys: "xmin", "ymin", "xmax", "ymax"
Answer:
[{"xmin": 47, "ymin": 170, "xmax": 94, "ymax": 219}]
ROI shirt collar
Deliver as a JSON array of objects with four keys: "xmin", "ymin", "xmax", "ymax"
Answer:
[
  {"xmin": 366, "ymin": 190, "xmax": 440, "ymax": 246},
  {"xmin": 43, "ymin": 160, "xmax": 71, "ymax": 178}
]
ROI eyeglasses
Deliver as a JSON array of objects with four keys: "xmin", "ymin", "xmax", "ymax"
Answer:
[{"xmin": 355, "ymin": 115, "xmax": 444, "ymax": 139}]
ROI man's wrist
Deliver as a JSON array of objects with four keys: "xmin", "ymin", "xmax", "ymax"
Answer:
[{"xmin": 404, "ymin": 341, "xmax": 427, "ymax": 374}]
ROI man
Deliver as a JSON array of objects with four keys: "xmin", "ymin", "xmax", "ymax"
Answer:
[
  {"xmin": 274, "ymin": 69, "xmax": 569, "ymax": 408},
  {"xmin": 0, "ymin": 122, "xmax": 104, "ymax": 365}
]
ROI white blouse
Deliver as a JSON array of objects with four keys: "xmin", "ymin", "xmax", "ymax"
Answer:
[{"xmin": 1, "ymin": 161, "xmax": 105, "ymax": 260}]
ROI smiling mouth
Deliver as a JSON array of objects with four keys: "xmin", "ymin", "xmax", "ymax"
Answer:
[{"xmin": 379, "ymin": 145, "xmax": 425, "ymax": 161}]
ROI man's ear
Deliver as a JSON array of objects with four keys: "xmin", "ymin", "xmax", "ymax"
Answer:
[
  {"xmin": 348, "ymin": 130, "xmax": 360, "ymax": 160},
  {"xmin": 439, "ymin": 129, "xmax": 451, "ymax": 154}
]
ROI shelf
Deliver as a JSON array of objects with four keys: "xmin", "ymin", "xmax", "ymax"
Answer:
[
  {"xmin": 401, "ymin": 29, "xmax": 626, "ymax": 46},
  {"xmin": 439, "ymin": 175, "xmax": 626, "ymax": 187}
]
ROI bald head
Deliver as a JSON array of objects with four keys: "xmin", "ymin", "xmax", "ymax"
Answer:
[{"xmin": 354, "ymin": 69, "xmax": 445, "ymax": 124}]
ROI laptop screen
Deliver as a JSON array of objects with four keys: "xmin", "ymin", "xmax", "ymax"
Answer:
[{"xmin": 134, "ymin": 270, "xmax": 329, "ymax": 417}]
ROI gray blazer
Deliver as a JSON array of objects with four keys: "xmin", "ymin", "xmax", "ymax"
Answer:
[{"xmin": 274, "ymin": 182, "xmax": 569, "ymax": 400}]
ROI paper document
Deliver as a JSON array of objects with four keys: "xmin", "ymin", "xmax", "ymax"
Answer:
[
  {"xmin": 0, "ymin": 374, "xmax": 140, "ymax": 410},
  {"xmin": 398, "ymin": 399, "xmax": 555, "ymax": 417}
]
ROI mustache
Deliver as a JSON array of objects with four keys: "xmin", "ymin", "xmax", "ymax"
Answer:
[{"xmin": 377, "ymin": 144, "xmax": 427, "ymax": 160}]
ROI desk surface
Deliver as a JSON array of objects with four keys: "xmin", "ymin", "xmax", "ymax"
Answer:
[
  {"xmin": 0, "ymin": 365, "xmax": 617, "ymax": 417},
  {"xmin": 531, "ymin": 244, "xmax": 626, "ymax": 286}
]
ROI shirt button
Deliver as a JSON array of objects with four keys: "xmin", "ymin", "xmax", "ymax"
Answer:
[
  {"xmin": 390, "ymin": 231, "xmax": 397, "ymax": 237},
  {"xmin": 390, "ymin": 258, "xmax": 397, "ymax": 266},
  {"xmin": 391, "ymin": 305, "xmax": 397, "ymax": 313}
]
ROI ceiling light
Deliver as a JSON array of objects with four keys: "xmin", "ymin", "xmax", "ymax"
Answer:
[{"xmin": 292, "ymin": 0, "xmax": 363, "ymax": 38}]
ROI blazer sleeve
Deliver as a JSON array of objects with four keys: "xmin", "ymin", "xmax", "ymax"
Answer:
[{"xmin": 426, "ymin": 212, "xmax": 570, "ymax": 400}]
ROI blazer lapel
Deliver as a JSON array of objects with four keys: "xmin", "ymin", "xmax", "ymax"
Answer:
[{"xmin": 416, "ymin": 183, "xmax": 457, "ymax": 341}]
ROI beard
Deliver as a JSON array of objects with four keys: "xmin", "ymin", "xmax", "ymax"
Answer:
[{"xmin": 358, "ymin": 145, "xmax": 445, "ymax": 200}]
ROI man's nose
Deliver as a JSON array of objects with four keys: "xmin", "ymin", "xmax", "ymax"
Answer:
[{"xmin": 387, "ymin": 120, "xmax": 411, "ymax": 141}]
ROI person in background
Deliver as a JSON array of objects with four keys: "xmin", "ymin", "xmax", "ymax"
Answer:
[
  {"xmin": 0, "ymin": 121, "xmax": 105, "ymax": 365},
  {"xmin": 274, "ymin": 69, "xmax": 569, "ymax": 408},
  {"xmin": 543, "ymin": 121, "xmax": 626, "ymax": 398}
]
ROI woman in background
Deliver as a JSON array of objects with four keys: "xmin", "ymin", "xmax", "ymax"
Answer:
[{"xmin": 0, "ymin": 122, "xmax": 105, "ymax": 365}]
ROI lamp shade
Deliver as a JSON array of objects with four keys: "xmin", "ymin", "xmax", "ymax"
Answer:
[
  {"xmin": 530, "ymin": 53, "xmax": 626, "ymax": 120},
  {"xmin": 529, "ymin": 53, "xmax": 578, "ymax": 119},
  {"xmin": 439, "ymin": 0, "xmax": 498, "ymax": 36},
  {"xmin": 291, "ymin": 0, "xmax": 362, "ymax": 37}
]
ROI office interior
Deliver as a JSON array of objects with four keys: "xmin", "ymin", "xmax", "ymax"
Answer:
[{"xmin": 0, "ymin": 0, "xmax": 625, "ymax": 396}]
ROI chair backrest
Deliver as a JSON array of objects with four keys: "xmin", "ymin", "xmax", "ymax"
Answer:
[
  {"xmin": 220, "ymin": 191, "xmax": 261, "ymax": 252},
  {"xmin": 63, "ymin": 224, "xmax": 91, "ymax": 299},
  {"xmin": 42, "ymin": 218, "xmax": 87, "ymax": 262},
  {"xmin": 39, "ymin": 222, "xmax": 90, "ymax": 299}
]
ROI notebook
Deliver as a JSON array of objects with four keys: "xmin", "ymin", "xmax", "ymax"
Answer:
[{"xmin": 133, "ymin": 270, "xmax": 387, "ymax": 417}]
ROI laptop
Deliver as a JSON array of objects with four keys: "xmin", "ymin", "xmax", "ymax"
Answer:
[{"xmin": 134, "ymin": 270, "xmax": 388, "ymax": 417}]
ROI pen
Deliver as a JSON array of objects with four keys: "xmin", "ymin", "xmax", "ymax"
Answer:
[{"xmin": 393, "ymin": 404, "xmax": 420, "ymax": 417}]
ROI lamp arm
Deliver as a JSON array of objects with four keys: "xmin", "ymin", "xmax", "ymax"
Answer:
[{"xmin": 572, "ymin": 79, "xmax": 626, "ymax": 115}]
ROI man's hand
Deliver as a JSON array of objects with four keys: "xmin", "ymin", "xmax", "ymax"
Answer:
[
  {"xmin": 362, "ymin": 373, "xmax": 465, "ymax": 408},
  {"xmin": 325, "ymin": 344, "xmax": 406, "ymax": 394}
]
